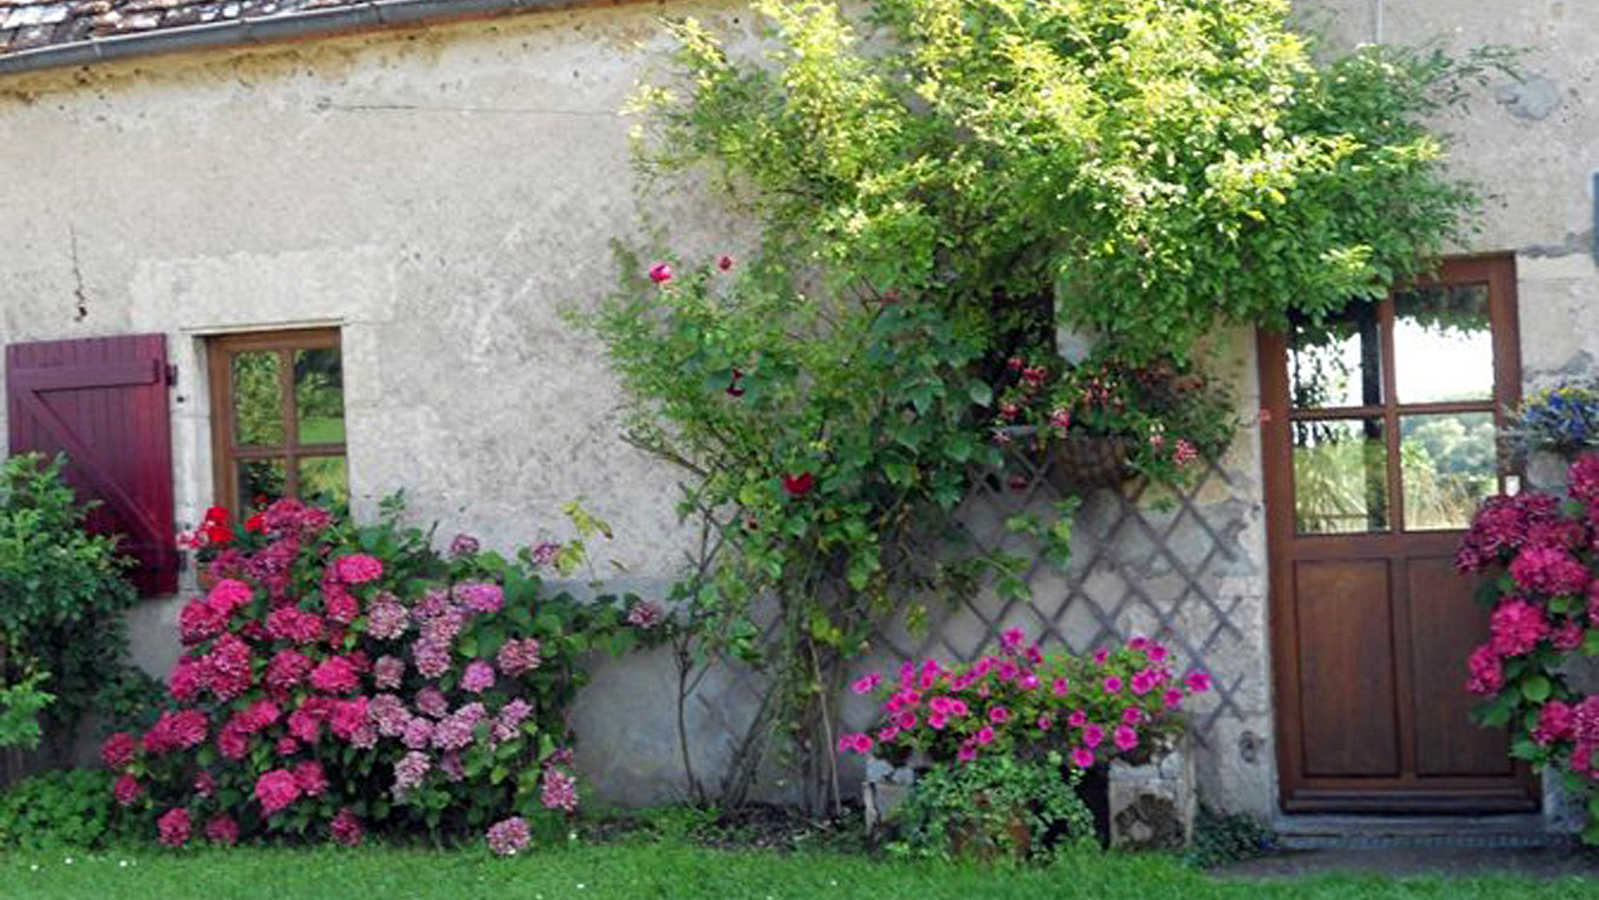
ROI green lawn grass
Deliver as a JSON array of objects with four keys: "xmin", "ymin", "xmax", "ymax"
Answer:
[{"xmin": 0, "ymin": 843, "xmax": 1592, "ymax": 900}]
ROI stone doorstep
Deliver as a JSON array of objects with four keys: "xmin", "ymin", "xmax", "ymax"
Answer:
[{"xmin": 1271, "ymin": 814, "xmax": 1565, "ymax": 850}]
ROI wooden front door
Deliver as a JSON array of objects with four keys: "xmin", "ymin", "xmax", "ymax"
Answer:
[{"xmin": 1260, "ymin": 255, "xmax": 1538, "ymax": 812}]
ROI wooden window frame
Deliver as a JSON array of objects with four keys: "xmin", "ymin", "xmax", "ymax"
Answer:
[{"xmin": 206, "ymin": 328, "xmax": 346, "ymax": 511}]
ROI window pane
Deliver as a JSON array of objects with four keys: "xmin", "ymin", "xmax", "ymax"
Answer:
[
  {"xmin": 300, "ymin": 456, "xmax": 348, "ymax": 508},
  {"xmin": 295, "ymin": 348, "xmax": 345, "ymax": 445},
  {"xmin": 238, "ymin": 458, "xmax": 287, "ymax": 511},
  {"xmin": 1289, "ymin": 305, "xmax": 1383, "ymax": 409},
  {"xmin": 1393, "ymin": 284, "xmax": 1492, "ymax": 404},
  {"xmin": 232, "ymin": 351, "xmax": 284, "ymax": 446},
  {"xmin": 1401, "ymin": 413, "xmax": 1498, "ymax": 531},
  {"xmin": 1294, "ymin": 419, "xmax": 1389, "ymax": 534}
]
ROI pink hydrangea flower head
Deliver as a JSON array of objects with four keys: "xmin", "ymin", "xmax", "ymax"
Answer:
[
  {"xmin": 647, "ymin": 263, "xmax": 673, "ymax": 285},
  {"xmin": 1082, "ymin": 724, "xmax": 1105, "ymax": 749},
  {"xmin": 416, "ymin": 688, "xmax": 449, "ymax": 719},
  {"xmin": 168, "ymin": 657, "xmax": 207, "ymax": 703},
  {"xmin": 852, "ymin": 673, "xmax": 882, "ymax": 695},
  {"xmin": 101, "ymin": 732, "xmax": 138, "ymax": 769},
  {"xmin": 366, "ymin": 595, "xmax": 411, "ymax": 640},
  {"xmin": 957, "ymin": 742, "xmax": 979, "ymax": 763},
  {"xmin": 1466, "ymin": 646, "xmax": 1505, "ymax": 695},
  {"xmin": 1093, "ymin": 648, "xmax": 1110, "ymax": 666},
  {"xmin": 266, "ymin": 607, "xmax": 324, "ymax": 644},
  {"xmin": 449, "ymin": 533, "xmax": 481, "ymax": 558},
  {"xmin": 1488, "ymin": 599, "xmax": 1551, "ymax": 658},
  {"xmin": 1052, "ymin": 677, "xmax": 1070, "ymax": 697},
  {"xmin": 1184, "ymin": 670, "xmax": 1212, "ymax": 694},
  {"xmin": 323, "ymin": 584, "xmax": 360, "ymax": 625},
  {"xmin": 1163, "ymin": 688, "xmax": 1184, "ymax": 709},
  {"xmin": 157, "ymin": 808, "xmax": 192, "ymax": 847},
  {"xmin": 293, "ymin": 761, "xmax": 329, "ymax": 797},
  {"xmin": 332, "ymin": 553, "xmax": 384, "ymax": 585},
  {"xmin": 207, "ymin": 578, "xmax": 254, "ymax": 615},
  {"xmin": 266, "ymin": 649, "xmax": 314, "ymax": 693},
  {"xmin": 497, "ymin": 638, "xmax": 543, "ymax": 676},
  {"xmin": 205, "ymin": 815, "xmax": 239, "ymax": 847},
  {"xmin": 462, "ymin": 660, "xmax": 497, "ymax": 694},
  {"xmin": 1067, "ymin": 709, "xmax": 1087, "ymax": 728},
  {"xmin": 178, "ymin": 598, "xmax": 228, "ymax": 644},
  {"xmin": 455, "ymin": 582, "xmax": 504, "ymax": 614},
  {"xmin": 373, "ymin": 654, "xmax": 405, "ymax": 689},
  {"xmin": 988, "ymin": 706, "xmax": 1011, "ymax": 724},
  {"xmin": 310, "ymin": 656, "xmax": 361, "ymax": 694},
  {"xmin": 1508, "ymin": 545, "xmax": 1588, "ymax": 597},
  {"xmin": 113, "ymin": 773, "xmax": 142, "ymax": 807},
  {"xmin": 541, "ymin": 768, "xmax": 579, "ymax": 813},
  {"xmin": 1103, "ymin": 675, "xmax": 1124, "ymax": 695},
  {"xmin": 254, "ymin": 769, "xmax": 302, "ymax": 816},
  {"xmin": 1070, "ymin": 747, "xmax": 1095, "ymax": 769},
  {"xmin": 392, "ymin": 750, "xmax": 432, "ymax": 797},
  {"xmin": 975, "ymin": 726, "xmax": 996, "ymax": 746},
  {"xmin": 1534, "ymin": 701, "xmax": 1576, "ymax": 745},
  {"xmin": 487, "ymin": 817, "xmax": 532, "ymax": 856},
  {"xmin": 331, "ymin": 809, "xmax": 365, "ymax": 848}
]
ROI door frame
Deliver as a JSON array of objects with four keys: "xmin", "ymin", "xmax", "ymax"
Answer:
[{"xmin": 1259, "ymin": 252, "xmax": 1538, "ymax": 813}]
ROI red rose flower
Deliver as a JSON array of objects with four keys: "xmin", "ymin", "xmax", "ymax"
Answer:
[{"xmin": 781, "ymin": 473, "xmax": 816, "ymax": 497}]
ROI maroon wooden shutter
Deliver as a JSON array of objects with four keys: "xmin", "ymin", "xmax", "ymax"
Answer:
[{"xmin": 6, "ymin": 334, "xmax": 178, "ymax": 596}]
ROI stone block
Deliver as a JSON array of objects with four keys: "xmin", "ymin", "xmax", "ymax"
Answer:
[{"xmin": 1109, "ymin": 737, "xmax": 1196, "ymax": 851}]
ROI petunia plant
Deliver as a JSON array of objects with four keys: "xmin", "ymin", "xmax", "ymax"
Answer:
[
  {"xmin": 102, "ymin": 497, "xmax": 640, "ymax": 850},
  {"xmin": 839, "ymin": 629, "xmax": 1209, "ymax": 770}
]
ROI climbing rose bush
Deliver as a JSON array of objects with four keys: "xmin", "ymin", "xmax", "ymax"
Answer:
[
  {"xmin": 102, "ymin": 498, "xmax": 636, "ymax": 848},
  {"xmin": 840, "ymin": 630, "xmax": 1208, "ymax": 769},
  {"xmin": 1457, "ymin": 454, "xmax": 1599, "ymax": 844}
]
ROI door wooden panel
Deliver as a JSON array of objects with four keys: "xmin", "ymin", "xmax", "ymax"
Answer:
[
  {"xmin": 1407, "ymin": 557, "xmax": 1513, "ymax": 778},
  {"xmin": 1296, "ymin": 560, "xmax": 1399, "ymax": 777},
  {"xmin": 1261, "ymin": 254, "xmax": 1537, "ymax": 812},
  {"xmin": 6, "ymin": 334, "xmax": 177, "ymax": 596}
]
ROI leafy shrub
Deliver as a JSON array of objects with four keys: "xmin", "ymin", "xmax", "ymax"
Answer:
[
  {"xmin": 102, "ymin": 498, "xmax": 643, "ymax": 849},
  {"xmin": 1183, "ymin": 806, "xmax": 1276, "ymax": 869},
  {"xmin": 888, "ymin": 754, "xmax": 1095, "ymax": 862},
  {"xmin": 0, "ymin": 454, "xmax": 155, "ymax": 747},
  {"xmin": 1456, "ymin": 454, "xmax": 1599, "ymax": 843},
  {"xmin": 0, "ymin": 769, "xmax": 141, "ymax": 850},
  {"xmin": 841, "ymin": 630, "xmax": 1209, "ymax": 769}
]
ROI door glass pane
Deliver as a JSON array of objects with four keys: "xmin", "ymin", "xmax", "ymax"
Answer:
[
  {"xmin": 232, "ymin": 352, "xmax": 284, "ymax": 446},
  {"xmin": 1393, "ymin": 284, "xmax": 1492, "ymax": 403},
  {"xmin": 238, "ymin": 458, "xmax": 287, "ymax": 511},
  {"xmin": 1294, "ymin": 419, "xmax": 1389, "ymax": 534},
  {"xmin": 295, "ymin": 348, "xmax": 345, "ymax": 444},
  {"xmin": 1289, "ymin": 305, "xmax": 1383, "ymax": 409},
  {"xmin": 1401, "ymin": 412, "xmax": 1498, "ymax": 531},
  {"xmin": 300, "ymin": 456, "xmax": 348, "ymax": 508}
]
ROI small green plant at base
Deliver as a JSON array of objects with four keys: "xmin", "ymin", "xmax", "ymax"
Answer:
[
  {"xmin": 1183, "ymin": 806, "xmax": 1277, "ymax": 869},
  {"xmin": 888, "ymin": 754, "xmax": 1095, "ymax": 862},
  {"xmin": 0, "ymin": 769, "xmax": 142, "ymax": 850}
]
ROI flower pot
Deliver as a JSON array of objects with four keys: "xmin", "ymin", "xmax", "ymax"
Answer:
[{"xmin": 1045, "ymin": 434, "xmax": 1132, "ymax": 491}]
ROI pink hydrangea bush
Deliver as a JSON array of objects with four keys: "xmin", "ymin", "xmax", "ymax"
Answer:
[
  {"xmin": 102, "ymin": 498, "xmax": 638, "ymax": 848},
  {"xmin": 839, "ymin": 629, "xmax": 1208, "ymax": 770},
  {"xmin": 1456, "ymin": 455, "xmax": 1599, "ymax": 844}
]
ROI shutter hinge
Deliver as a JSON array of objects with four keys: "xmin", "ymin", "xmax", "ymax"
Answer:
[{"xmin": 165, "ymin": 363, "xmax": 179, "ymax": 386}]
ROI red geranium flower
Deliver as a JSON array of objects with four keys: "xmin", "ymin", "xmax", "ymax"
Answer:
[{"xmin": 781, "ymin": 473, "xmax": 816, "ymax": 497}]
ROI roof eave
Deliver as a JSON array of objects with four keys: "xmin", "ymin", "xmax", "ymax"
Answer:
[{"xmin": 0, "ymin": 0, "xmax": 614, "ymax": 79}]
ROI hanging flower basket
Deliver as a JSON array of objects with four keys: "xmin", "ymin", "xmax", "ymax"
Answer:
[{"xmin": 1045, "ymin": 433, "xmax": 1132, "ymax": 490}]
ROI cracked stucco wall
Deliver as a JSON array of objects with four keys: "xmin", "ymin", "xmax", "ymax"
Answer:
[{"xmin": 0, "ymin": 0, "xmax": 1593, "ymax": 818}]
